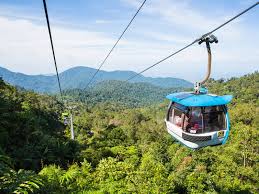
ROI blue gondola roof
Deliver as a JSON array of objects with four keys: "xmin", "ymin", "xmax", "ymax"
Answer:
[{"xmin": 166, "ymin": 92, "xmax": 232, "ymax": 107}]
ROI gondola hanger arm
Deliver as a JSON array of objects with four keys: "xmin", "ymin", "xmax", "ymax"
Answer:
[{"xmin": 194, "ymin": 35, "xmax": 218, "ymax": 94}]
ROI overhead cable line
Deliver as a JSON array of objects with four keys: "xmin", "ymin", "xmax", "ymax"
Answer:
[
  {"xmin": 125, "ymin": 1, "xmax": 259, "ymax": 82},
  {"xmin": 42, "ymin": 0, "xmax": 63, "ymax": 97},
  {"xmin": 85, "ymin": 0, "xmax": 147, "ymax": 88}
]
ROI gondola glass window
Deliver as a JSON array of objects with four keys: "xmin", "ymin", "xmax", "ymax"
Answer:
[
  {"xmin": 186, "ymin": 107, "xmax": 203, "ymax": 133},
  {"xmin": 168, "ymin": 103, "xmax": 188, "ymax": 128},
  {"xmin": 203, "ymin": 106, "xmax": 226, "ymax": 133},
  {"xmin": 168, "ymin": 104, "xmax": 227, "ymax": 134}
]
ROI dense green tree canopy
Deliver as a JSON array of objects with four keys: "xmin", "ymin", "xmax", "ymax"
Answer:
[{"xmin": 0, "ymin": 72, "xmax": 258, "ymax": 193}]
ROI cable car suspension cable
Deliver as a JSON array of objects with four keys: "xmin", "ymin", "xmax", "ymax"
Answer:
[
  {"xmin": 85, "ymin": 0, "xmax": 147, "ymax": 88},
  {"xmin": 42, "ymin": 0, "xmax": 63, "ymax": 97},
  {"xmin": 125, "ymin": 1, "xmax": 259, "ymax": 82}
]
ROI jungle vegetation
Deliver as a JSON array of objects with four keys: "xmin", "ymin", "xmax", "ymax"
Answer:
[
  {"xmin": 62, "ymin": 80, "xmax": 185, "ymax": 108},
  {"xmin": 0, "ymin": 72, "xmax": 258, "ymax": 193}
]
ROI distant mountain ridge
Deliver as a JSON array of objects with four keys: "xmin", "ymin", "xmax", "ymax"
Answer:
[{"xmin": 0, "ymin": 66, "xmax": 193, "ymax": 93}]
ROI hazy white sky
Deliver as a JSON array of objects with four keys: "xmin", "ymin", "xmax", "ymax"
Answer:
[{"xmin": 0, "ymin": 0, "xmax": 258, "ymax": 82}]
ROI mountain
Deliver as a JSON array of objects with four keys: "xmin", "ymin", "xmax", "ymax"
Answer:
[{"xmin": 0, "ymin": 66, "xmax": 193, "ymax": 93}]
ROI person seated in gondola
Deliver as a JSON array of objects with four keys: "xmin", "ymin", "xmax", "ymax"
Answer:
[
  {"xmin": 174, "ymin": 115, "xmax": 182, "ymax": 127},
  {"xmin": 182, "ymin": 114, "xmax": 191, "ymax": 132},
  {"xmin": 187, "ymin": 109, "xmax": 202, "ymax": 133},
  {"xmin": 175, "ymin": 113, "xmax": 189, "ymax": 128}
]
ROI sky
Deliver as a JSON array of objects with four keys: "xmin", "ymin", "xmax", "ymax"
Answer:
[{"xmin": 0, "ymin": 0, "xmax": 258, "ymax": 82}]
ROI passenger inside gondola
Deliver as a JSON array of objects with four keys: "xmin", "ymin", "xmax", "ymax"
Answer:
[
  {"xmin": 173, "ymin": 110, "xmax": 183, "ymax": 127},
  {"xmin": 188, "ymin": 107, "xmax": 203, "ymax": 133}
]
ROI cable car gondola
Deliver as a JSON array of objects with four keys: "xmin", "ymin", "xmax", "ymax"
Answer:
[
  {"xmin": 165, "ymin": 35, "xmax": 232, "ymax": 149},
  {"xmin": 62, "ymin": 112, "xmax": 69, "ymax": 125}
]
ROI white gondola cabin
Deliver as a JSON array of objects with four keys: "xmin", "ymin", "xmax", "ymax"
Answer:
[{"xmin": 165, "ymin": 92, "xmax": 232, "ymax": 149}]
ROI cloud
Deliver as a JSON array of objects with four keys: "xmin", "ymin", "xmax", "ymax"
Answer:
[
  {"xmin": 0, "ymin": 0, "xmax": 258, "ymax": 82},
  {"xmin": 0, "ymin": 16, "xmax": 116, "ymax": 74},
  {"xmin": 122, "ymin": 0, "xmax": 224, "ymax": 32},
  {"xmin": 95, "ymin": 20, "xmax": 112, "ymax": 24}
]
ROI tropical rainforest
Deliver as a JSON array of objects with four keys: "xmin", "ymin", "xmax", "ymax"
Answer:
[{"xmin": 0, "ymin": 72, "xmax": 258, "ymax": 194}]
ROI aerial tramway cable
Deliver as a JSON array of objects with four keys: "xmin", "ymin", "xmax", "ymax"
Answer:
[
  {"xmin": 43, "ymin": 0, "xmax": 75, "ymax": 139},
  {"xmin": 85, "ymin": 0, "xmax": 147, "ymax": 88},
  {"xmin": 42, "ymin": 0, "xmax": 63, "ymax": 97},
  {"xmin": 124, "ymin": 1, "xmax": 259, "ymax": 82}
]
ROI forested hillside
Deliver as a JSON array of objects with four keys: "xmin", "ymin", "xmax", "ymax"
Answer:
[
  {"xmin": 63, "ymin": 80, "xmax": 185, "ymax": 107},
  {"xmin": 0, "ymin": 72, "xmax": 258, "ymax": 193}
]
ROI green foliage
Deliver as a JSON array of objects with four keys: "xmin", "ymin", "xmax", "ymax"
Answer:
[
  {"xmin": 207, "ymin": 71, "xmax": 259, "ymax": 105},
  {"xmin": 0, "ymin": 72, "xmax": 258, "ymax": 193},
  {"xmin": 0, "ymin": 155, "xmax": 44, "ymax": 194},
  {"xmin": 39, "ymin": 160, "xmax": 93, "ymax": 193},
  {"xmin": 63, "ymin": 80, "xmax": 185, "ymax": 108},
  {"xmin": 0, "ymin": 81, "xmax": 80, "ymax": 170}
]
